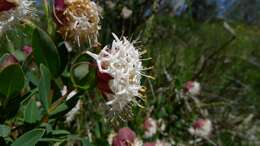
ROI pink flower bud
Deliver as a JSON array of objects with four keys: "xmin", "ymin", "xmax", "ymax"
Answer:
[
  {"xmin": 0, "ymin": 54, "xmax": 18, "ymax": 69},
  {"xmin": 112, "ymin": 127, "xmax": 136, "ymax": 146},
  {"xmin": 22, "ymin": 45, "xmax": 32, "ymax": 56},
  {"xmin": 54, "ymin": 0, "xmax": 65, "ymax": 11},
  {"xmin": 184, "ymin": 81, "xmax": 201, "ymax": 96},
  {"xmin": 188, "ymin": 119, "xmax": 212, "ymax": 137},
  {"xmin": 192, "ymin": 119, "xmax": 206, "ymax": 129},
  {"xmin": 0, "ymin": 0, "xmax": 17, "ymax": 12}
]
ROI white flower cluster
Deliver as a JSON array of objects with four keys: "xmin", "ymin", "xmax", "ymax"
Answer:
[
  {"xmin": 87, "ymin": 33, "xmax": 148, "ymax": 117},
  {"xmin": 0, "ymin": 0, "xmax": 35, "ymax": 35},
  {"xmin": 59, "ymin": 0, "xmax": 101, "ymax": 46},
  {"xmin": 188, "ymin": 119, "xmax": 212, "ymax": 138}
]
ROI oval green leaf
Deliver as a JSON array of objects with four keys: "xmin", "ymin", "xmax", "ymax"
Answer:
[
  {"xmin": 24, "ymin": 98, "xmax": 41, "ymax": 123},
  {"xmin": 0, "ymin": 64, "xmax": 25, "ymax": 98},
  {"xmin": 11, "ymin": 129, "xmax": 45, "ymax": 146},
  {"xmin": 32, "ymin": 26, "xmax": 60, "ymax": 77}
]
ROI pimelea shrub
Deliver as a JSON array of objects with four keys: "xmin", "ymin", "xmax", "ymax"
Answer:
[{"xmin": 0, "ymin": 0, "xmax": 152, "ymax": 145}]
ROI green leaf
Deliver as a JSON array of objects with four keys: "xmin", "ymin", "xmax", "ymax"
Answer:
[
  {"xmin": 5, "ymin": 35, "xmax": 15, "ymax": 53},
  {"xmin": 26, "ymin": 71, "xmax": 40, "ymax": 86},
  {"xmin": 13, "ymin": 50, "xmax": 26, "ymax": 62},
  {"xmin": 49, "ymin": 95, "xmax": 79, "ymax": 117},
  {"xmin": 74, "ymin": 63, "xmax": 89, "ymax": 80},
  {"xmin": 0, "ymin": 124, "xmax": 11, "ymax": 137},
  {"xmin": 94, "ymin": 123, "xmax": 101, "ymax": 138},
  {"xmin": 11, "ymin": 129, "xmax": 45, "ymax": 146},
  {"xmin": 71, "ymin": 62, "xmax": 96, "ymax": 90},
  {"xmin": 48, "ymin": 102, "xmax": 68, "ymax": 116},
  {"xmin": 24, "ymin": 98, "xmax": 41, "ymax": 123},
  {"xmin": 0, "ymin": 64, "xmax": 25, "ymax": 98},
  {"xmin": 32, "ymin": 26, "xmax": 60, "ymax": 77},
  {"xmin": 51, "ymin": 130, "xmax": 70, "ymax": 135},
  {"xmin": 57, "ymin": 43, "xmax": 69, "ymax": 75},
  {"xmin": 81, "ymin": 138, "xmax": 94, "ymax": 146},
  {"xmin": 39, "ymin": 64, "xmax": 51, "ymax": 111},
  {"xmin": 73, "ymin": 52, "xmax": 95, "ymax": 63}
]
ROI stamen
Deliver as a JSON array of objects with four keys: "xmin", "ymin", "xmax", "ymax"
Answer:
[
  {"xmin": 141, "ymin": 66, "xmax": 153, "ymax": 71},
  {"xmin": 140, "ymin": 50, "xmax": 147, "ymax": 55},
  {"xmin": 138, "ymin": 72, "xmax": 155, "ymax": 80},
  {"xmin": 140, "ymin": 57, "xmax": 152, "ymax": 61}
]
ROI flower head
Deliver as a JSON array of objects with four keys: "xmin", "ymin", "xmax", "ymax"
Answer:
[
  {"xmin": 55, "ymin": 0, "xmax": 101, "ymax": 47},
  {"xmin": 0, "ymin": 0, "xmax": 35, "ymax": 35},
  {"xmin": 188, "ymin": 119, "xmax": 212, "ymax": 138},
  {"xmin": 87, "ymin": 33, "xmax": 152, "ymax": 121},
  {"xmin": 144, "ymin": 117, "xmax": 157, "ymax": 138},
  {"xmin": 184, "ymin": 81, "xmax": 201, "ymax": 96},
  {"xmin": 22, "ymin": 45, "xmax": 32, "ymax": 56},
  {"xmin": 112, "ymin": 127, "xmax": 136, "ymax": 146}
]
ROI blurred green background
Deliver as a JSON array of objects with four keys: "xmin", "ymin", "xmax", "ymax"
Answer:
[{"xmin": 96, "ymin": 0, "xmax": 260, "ymax": 145}]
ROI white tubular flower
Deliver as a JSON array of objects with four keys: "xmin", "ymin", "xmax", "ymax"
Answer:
[
  {"xmin": 86, "ymin": 33, "xmax": 152, "ymax": 120},
  {"xmin": 144, "ymin": 117, "xmax": 157, "ymax": 138},
  {"xmin": 188, "ymin": 119, "xmax": 212, "ymax": 138},
  {"xmin": 65, "ymin": 99, "xmax": 81, "ymax": 124},
  {"xmin": 0, "ymin": 0, "xmax": 35, "ymax": 35},
  {"xmin": 56, "ymin": 0, "xmax": 101, "ymax": 47}
]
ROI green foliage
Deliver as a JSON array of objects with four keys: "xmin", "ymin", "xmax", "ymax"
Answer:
[
  {"xmin": 24, "ymin": 98, "xmax": 41, "ymax": 123},
  {"xmin": 0, "ymin": 64, "xmax": 24, "ymax": 98},
  {"xmin": 38, "ymin": 64, "xmax": 51, "ymax": 112},
  {"xmin": 32, "ymin": 26, "xmax": 61, "ymax": 77},
  {"xmin": 11, "ymin": 129, "xmax": 45, "ymax": 146},
  {"xmin": 0, "ymin": 124, "xmax": 11, "ymax": 137}
]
